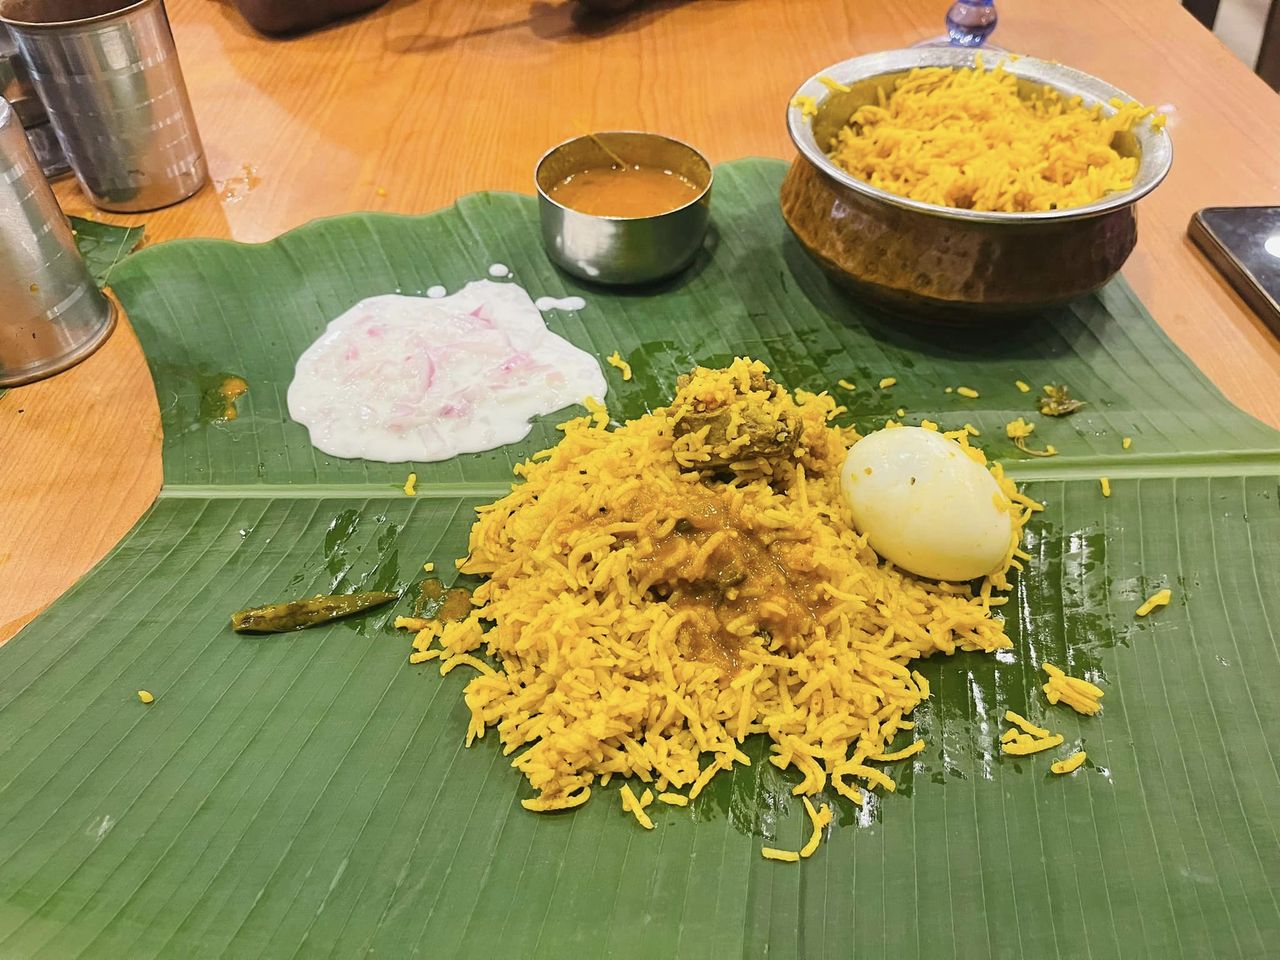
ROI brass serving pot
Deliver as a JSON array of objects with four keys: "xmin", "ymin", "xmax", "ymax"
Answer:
[{"xmin": 781, "ymin": 48, "xmax": 1173, "ymax": 319}]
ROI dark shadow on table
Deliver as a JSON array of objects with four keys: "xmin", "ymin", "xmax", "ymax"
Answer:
[{"xmin": 551, "ymin": 0, "xmax": 694, "ymax": 41}]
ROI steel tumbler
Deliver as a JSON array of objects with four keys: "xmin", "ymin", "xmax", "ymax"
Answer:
[
  {"xmin": 0, "ymin": 0, "xmax": 206, "ymax": 212},
  {"xmin": 0, "ymin": 96, "xmax": 115, "ymax": 386}
]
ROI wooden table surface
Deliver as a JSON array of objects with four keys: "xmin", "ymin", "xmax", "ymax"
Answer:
[{"xmin": 3, "ymin": 0, "xmax": 1279, "ymax": 642}]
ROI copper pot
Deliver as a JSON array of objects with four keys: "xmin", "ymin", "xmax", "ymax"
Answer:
[{"xmin": 780, "ymin": 48, "xmax": 1174, "ymax": 320}]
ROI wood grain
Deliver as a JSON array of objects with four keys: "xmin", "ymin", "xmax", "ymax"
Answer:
[
  {"xmin": 3, "ymin": 0, "xmax": 1279, "ymax": 642},
  {"xmin": 0, "ymin": 303, "xmax": 162, "ymax": 640}
]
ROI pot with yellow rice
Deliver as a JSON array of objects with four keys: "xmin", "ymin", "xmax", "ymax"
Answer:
[{"xmin": 781, "ymin": 48, "xmax": 1173, "ymax": 319}]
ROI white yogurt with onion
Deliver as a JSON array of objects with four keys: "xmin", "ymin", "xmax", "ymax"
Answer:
[
  {"xmin": 287, "ymin": 280, "xmax": 606, "ymax": 462},
  {"xmin": 535, "ymin": 295, "xmax": 587, "ymax": 312}
]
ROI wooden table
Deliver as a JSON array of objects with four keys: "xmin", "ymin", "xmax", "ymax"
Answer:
[{"xmin": 3, "ymin": 0, "xmax": 1279, "ymax": 643}]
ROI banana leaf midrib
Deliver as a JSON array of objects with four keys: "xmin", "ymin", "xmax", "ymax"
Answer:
[{"xmin": 146, "ymin": 448, "xmax": 1280, "ymax": 503}]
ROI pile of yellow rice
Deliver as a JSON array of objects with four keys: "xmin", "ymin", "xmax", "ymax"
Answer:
[
  {"xmin": 829, "ymin": 57, "xmax": 1163, "ymax": 212},
  {"xmin": 405, "ymin": 358, "xmax": 1038, "ymax": 814}
]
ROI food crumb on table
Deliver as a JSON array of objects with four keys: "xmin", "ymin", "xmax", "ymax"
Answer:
[
  {"xmin": 1006, "ymin": 417, "xmax": 1056, "ymax": 457},
  {"xmin": 790, "ymin": 94, "xmax": 818, "ymax": 118},
  {"xmin": 606, "ymin": 351, "xmax": 632, "ymax": 381},
  {"xmin": 870, "ymin": 738, "xmax": 925, "ymax": 761},
  {"xmin": 762, "ymin": 846, "xmax": 801, "ymax": 863},
  {"xmin": 1005, "ymin": 709, "xmax": 1051, "ymax": 738},
  {"xmin": 1042, "ymin": 663, "xmax": 1103, "ymax": 715},
  {"xmin": 1051, "ymin": 751, "xmax": 1087, "ymax": 775},
  {"xmin": 620, "ymin": 784, "xmax": 654, "ymax": 829},
  {"xmin": 1001, "ymin": 731, "xmax": 1065, "ymax": 755},
  {"xmin": 798, "ymin": 797, "xmax": 833, "ymax": 858},
  {"xmin": 1136, "ymin": 587, "xmax": 1173, "ymax": 617}
]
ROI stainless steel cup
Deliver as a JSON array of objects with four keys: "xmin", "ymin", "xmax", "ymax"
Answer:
[
  {"xmin": 0, "ymin": 0, "xmax": 206, "ymax": 212},
  {"xmin": 0, "ymin": 97, "xmax": 115, "ymax": 386},
  {"xmin": 536, "ymin": 132, "xmax": 712, "ymax": 285}
]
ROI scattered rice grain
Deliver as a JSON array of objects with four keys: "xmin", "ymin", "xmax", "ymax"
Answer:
[
  {"xmin": 607, "ymin": 351, "xmax": 633, "ymax": 381},
  {"xmin": 1004, "ymin": 709, "xmax": 1050, "ymax": 738},
  {"xmin": 621, "ymin": 785, "xmax": 655, "ymax": 829},
  {"xmin": 1001, "ymin": 732, "xmax": 1065, "ymax": 756},
  {"xmin": 762, "ymin": 847, "xmax": 801, "ymax": 862},
  {"xmin": 1136, "ymin": 588, "xmax": 1172, "ymax": 617},
  {"xmin": 1041, "ymin": 662, "xmax": 1103, "ymax": 715},
  {"xmin": 1051, "ymin": 751, "xmax": 1087, "ymax": 775}
]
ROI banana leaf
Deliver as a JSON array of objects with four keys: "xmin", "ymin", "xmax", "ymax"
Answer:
[
  {"xmin": 69, "ymin": 216, "xmax": 146, "ymax": 287},
  {"xmin": 2, "ymin": 159, "xmax": 1277, "ymax": 959}
]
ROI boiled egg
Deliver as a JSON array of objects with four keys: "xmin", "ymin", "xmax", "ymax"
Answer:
[{"xmin": 840, "ymin": 426, "xmax": 1012, "ymax": 582}]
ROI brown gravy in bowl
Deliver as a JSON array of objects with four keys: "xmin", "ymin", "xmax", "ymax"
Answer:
[{"xmin": 549, "ymin": 165, "xmax": 701, "ymax": 218}]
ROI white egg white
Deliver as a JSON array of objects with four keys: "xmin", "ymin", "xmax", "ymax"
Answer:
[{"xmin": 840, "ymin": 426, "xmax": 1013, "ymax": 582}]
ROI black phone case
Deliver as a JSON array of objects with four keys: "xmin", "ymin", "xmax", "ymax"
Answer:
[{"xmin": 1188, "ymin": 206, "xmax": 1280, "ymax": 338}]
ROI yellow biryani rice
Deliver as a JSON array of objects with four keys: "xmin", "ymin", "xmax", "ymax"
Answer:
[
  {"xmin": 828, "ymin": 57, "xmax": 1162, "ymax": 213},
  {"xmin": 407, "ymin": 358, "xmax": 1038, "ymax": 813}
]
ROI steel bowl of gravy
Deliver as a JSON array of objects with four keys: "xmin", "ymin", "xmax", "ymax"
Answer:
[{"xmin": 535, "ymin": 131, "xmax": 712, "ymax": 285}]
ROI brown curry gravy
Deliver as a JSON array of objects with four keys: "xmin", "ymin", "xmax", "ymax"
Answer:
[
  {"xmin": 549, "ymin": 165, "xmax": 701, "ymax": 218},
  {"xmin": 417, "ymin": 577, "xmax": 473, "ymax": 622},
  {"xmin": 611, "ymin": 486, "xmax": 821, "ymax": 672}
]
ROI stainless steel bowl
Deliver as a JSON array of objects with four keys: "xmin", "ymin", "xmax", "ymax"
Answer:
[
  {"xmin": 781, "ymin": 48, "xmax": 1174, "ymax": 319},
  {"xmin": 536, "ymin": 131, "xmax": 712, "ymax": 286}
]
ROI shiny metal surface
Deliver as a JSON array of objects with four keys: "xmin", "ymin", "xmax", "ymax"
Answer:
[
  {"xmin": 0, "ymin": 0, "xmax": 206, "ymax": 212},
  {"xmin": 535, "ymin": 132, "xmax": 711, "ymax": 286},
  {"xmin": 1, "ymin": 23, "xmax": 46, "ymax": 126},
  {"xmin": 786, "ymin": 47, "xmax": 1173, "ymax": 224},
  {"xmin": 0, "ymin": 97, "xmax": 115, "ymax": 386},
  {"xmin": 2, "ymin": 25, "xmax": 71, "ymax": 177},
  {"xmin": 23, "ymin": 120, "xmax": 71, "ymax": 179}
]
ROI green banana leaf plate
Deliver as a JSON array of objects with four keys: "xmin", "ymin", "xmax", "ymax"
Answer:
[{"xmin": 2, "ymin": 159, "xmax": 1278, "ymax": 959}]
